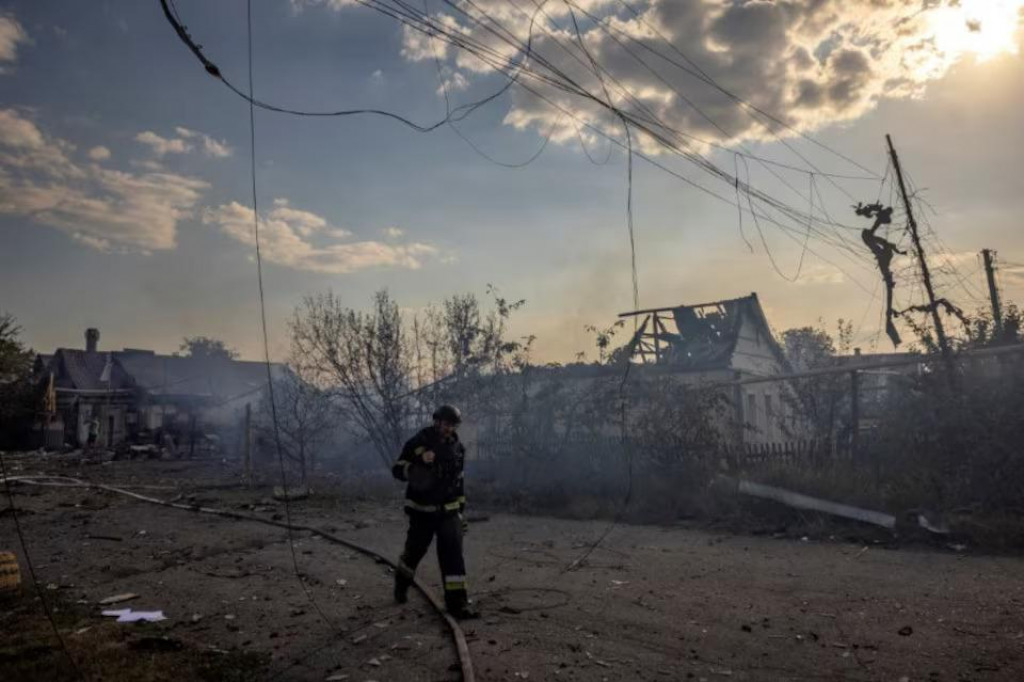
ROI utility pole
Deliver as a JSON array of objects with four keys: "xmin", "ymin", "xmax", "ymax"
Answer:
[
  {"xmin": 982, "ymin": 249, "xmax": 1003, "ymax": 338},
  {"xmin": 243, "ymin": 403, "xmax": 252, "ymax": 486},
  {"xmin": 849, "ymin": 367, "xmax": 860, "ymax": 460},
  {"xmin": 887, "ymin": 134, "xmax": 952, "ymax": 366}
]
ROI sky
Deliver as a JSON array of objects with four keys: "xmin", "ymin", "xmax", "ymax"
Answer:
[{"xmin": 1, "ymin": 0, "xmax": 1023, "ymax": 363}]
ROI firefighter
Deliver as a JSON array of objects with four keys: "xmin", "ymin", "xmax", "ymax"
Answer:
[{"xmin": 391, "ymin": 404, "xmax": 477, "ymax": 620}]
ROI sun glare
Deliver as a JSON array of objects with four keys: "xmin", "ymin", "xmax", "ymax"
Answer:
[{"xmin": 928, "ymin": 0, "xmax": 1024, "ymax": 62}]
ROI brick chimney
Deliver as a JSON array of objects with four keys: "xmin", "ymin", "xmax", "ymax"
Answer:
[{"xmin": 85, "ymin": 328, "xmax": 100, "ymax": 353}]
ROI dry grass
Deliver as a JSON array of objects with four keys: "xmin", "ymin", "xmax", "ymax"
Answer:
[{"xmin": 0, "ymin": 589, "xmax": 268, "ymax": 682}]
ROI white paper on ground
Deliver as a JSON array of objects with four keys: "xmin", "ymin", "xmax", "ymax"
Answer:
[{"xmin": 101, "ymin": 608, "xmax": 167, "ymax": 623}]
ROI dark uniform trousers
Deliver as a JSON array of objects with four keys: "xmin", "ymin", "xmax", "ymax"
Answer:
[{"xmin": 396, "ymin": 509, "xmax": 467, "ymax": 609}]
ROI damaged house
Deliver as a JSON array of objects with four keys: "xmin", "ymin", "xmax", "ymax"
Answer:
[
  {"xmin": 470, "ymin": 293, "xmax": 797, "ymax": 461},
  {"xmin": 34, "ymin": 328, "xmax": 284, "ymax": 450},
  {"xmin": 620, "ymin": 292, "xmax": 794, "ymax": 444}
]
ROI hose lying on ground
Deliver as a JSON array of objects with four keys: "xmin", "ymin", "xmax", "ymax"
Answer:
[{"xmin": 3, "ymin": 475, "xmax": 475, "ymax": 682}]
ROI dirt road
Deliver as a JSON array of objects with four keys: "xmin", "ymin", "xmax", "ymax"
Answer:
[{"xmin": 2, "ymin": 459, "xmax": 1023, "ymax": 681}]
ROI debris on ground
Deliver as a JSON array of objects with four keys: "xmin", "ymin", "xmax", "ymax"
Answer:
[
  {"xmin": 98, "ymin": 593, "xmax": 140, "ymax": 605},
  {"xmin": 129, "ymin": 636, "xmax": 183, "ymax": 652},
  {"xmin": 101, "ymin": 608, "xmax": 167, "ymax": 623},
  {"xmin": 273, "ymin": 485, "xmax": 310, "ymax": 501}
]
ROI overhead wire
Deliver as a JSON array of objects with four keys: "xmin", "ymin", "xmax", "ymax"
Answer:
[
  {"xmin": 521, "ymin": 0, "xmax": 639, "ymax": 573},
  {"xmin": 606, "ymin": 0, "xmax": 881, "ymax": 180},
  {"xmin": 740, "ymin": 155, "xmax": 798, "ymax": 282},
  {"xmin": 162, "ymin": 0, "xmax": 884, "ymax": 288},
  {"xmin": 164, "ymin": 1, "xmax": 894, "ymax": 365},
  {"xmin": 425, "ymin": 0, "xmax": 558, "ymax": 168},
  {"xmin": 153, "ymin": 0, "xmax": 955, "ymax": 612},
  {"xmin": 511, "ymin": 0, "xmax": 871, "ymax": 241},
  {"xmin": 555, "ymin": 0, "xmax": 878, "ymax": 224},
  {"xmin": 0, "ymin": 451, "xmax": 83, "ymax": 678},
  {"xmin": 445, "ymin": 0, "xmax": 878, "ymax": 289},
  {"xmin": 732, "ymin": 153, "xmax": 753, "ymax": 252},
  {"xmin": 572, "ymin": 116, "xmax": 614, "ymax": 164},
  {"xmin": 243, "ymin": 0, "xmax": 348, "ymax": 644}
]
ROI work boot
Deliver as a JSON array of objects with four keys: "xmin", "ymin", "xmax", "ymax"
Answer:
[
  {"xmin": 445, "ymin": 595, "xmax": 479, "ymax": 620},
  {"xmin": 394, "ymin": 575, "xmax": 410, "ymax": 604}
]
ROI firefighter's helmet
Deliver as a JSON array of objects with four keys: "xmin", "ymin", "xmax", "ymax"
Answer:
[{"xmin": 432, "ymin": 404, "xmax": 462, "ymax": 425}]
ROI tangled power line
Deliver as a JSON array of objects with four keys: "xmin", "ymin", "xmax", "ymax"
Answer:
[
  {"xmin": 2, "ymin": 4, "xmax": 993, "ymax": 681},
  {"xmin": 160, "ymin": 0, "xmax": 888, "ymax": 287},
  {"xmin": 158, "ymin": 0, "xmax": 986, "ymax": 575},
  {"xmin": 0, "ymin": 2, "xmax": 950, "ymax": 675}
]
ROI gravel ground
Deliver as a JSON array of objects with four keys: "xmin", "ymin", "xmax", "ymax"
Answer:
[{"xmin": 2, "ymin": 457, "xmax": 1023, "ymax": 681}]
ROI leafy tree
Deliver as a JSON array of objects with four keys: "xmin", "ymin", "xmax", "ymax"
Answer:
[
  {"xmin": 583, "ymin": 319, "xmax": 627, "ymax": 365},
  {"xmin": 779, "ymin": 320, "xmax": 853, "ymax": 443},
  {"xmin": 0, "ymin": 312, "xmax": 33, "ymax": 381},
  {"xmin": 959, "ymin": 303, "xmax": 1022, "ymax": 349},
  {"xmin": 179, "ymin": 336, "xmax": 239, "ymax": 361},
  {"xmin": 0, "ymin": 312, "xmax": 37, "ymax": 449}
]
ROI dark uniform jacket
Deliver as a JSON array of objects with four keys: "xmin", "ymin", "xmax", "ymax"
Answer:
[{"xmin": 392, "ymin": 426, "xmax": 466, "ymax": 515}]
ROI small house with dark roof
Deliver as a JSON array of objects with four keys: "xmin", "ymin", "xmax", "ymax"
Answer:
[{"xmin": 35, "ymin": 328, "xmax": 284, "ymax": 449}]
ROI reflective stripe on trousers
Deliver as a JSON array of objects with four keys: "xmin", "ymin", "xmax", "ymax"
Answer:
[
  {"xmin": 444, "ymin": 574, "xmax": 467, "ymax": 591},
  {"xmin": 405, "ymin": 500, "xmax": 462, "ymax": 513}
]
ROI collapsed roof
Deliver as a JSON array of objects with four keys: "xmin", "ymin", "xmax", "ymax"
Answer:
[{"xmin": 621, "ymin": 293, "xmax": 785, "ymax": 371}]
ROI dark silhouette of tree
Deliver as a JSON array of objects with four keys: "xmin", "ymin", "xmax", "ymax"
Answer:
[{"xmin": 179, "ymin": 336, "xmax": 239, "ymax": 361}]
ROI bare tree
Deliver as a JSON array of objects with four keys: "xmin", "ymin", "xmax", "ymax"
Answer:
[
  {"xmin": 291, "ymin": 290, "xmax": 412, "ymax": 468},
  {"xmin": 257, "ymin": 361, "xmax": 334, "ymax": 486},
  {"xmin": 415, "ymin": 287, "xmax": 530, "ymax": 395}
]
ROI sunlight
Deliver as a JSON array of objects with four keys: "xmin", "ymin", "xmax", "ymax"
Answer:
[{"xmin": 927, "ymin": 0, "xmax": 1024, "ymax": 63}]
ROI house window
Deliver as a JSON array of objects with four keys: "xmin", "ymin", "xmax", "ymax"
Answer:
[
  {"xmin": 747, "ymin": 394, "xmax": 758, "ymax": 432},
  {"xmin": 764, "ymin": 394, "xmax": 775, "ymax": 440}
]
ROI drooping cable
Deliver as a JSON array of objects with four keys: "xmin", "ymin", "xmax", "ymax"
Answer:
[
  {"xmin": 243, "ymin": 0, "xmax": 346, "ymax": 641},
  {"xmin": 0, "ymin": 451, "xmax": 83, "ymax": 678}
]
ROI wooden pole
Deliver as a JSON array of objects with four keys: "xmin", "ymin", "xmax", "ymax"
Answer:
[
  {"xmin": 887, "ymin": 134, "xmax": 952, "ymax": 369},
  {"xmin": 732, "ymin": 371, "xmax": 745, "ymax": 450},
  {"xmin": 243, "ymin": 403, "xmax": 252, "ymax": 485},
  {"xmin": 982, "ymin": 249, "xmax": 1003, "ymax": 338},
  {"xmin": 653, "ymin": 314, "xmax": 662, "ymax": 364},
  {"xmin": 849, "ymin": 370, "xmax": 860, "ymax": 460}
]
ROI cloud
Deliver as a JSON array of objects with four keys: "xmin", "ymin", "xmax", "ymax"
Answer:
[
  {"xmin": 0, "ymin": 109, "xmax": 208, "ymax": 252},
  {"xmin": 289, "ymin": 0, "xmax": 357, "ymax": 14},
  {"xmin": 382, "ymin": 226, "xmax": 405, "ymax": 239},
  {"xmin": 435, "ymin": 68, "xmax": 470, "ymax": 96},
  {"xmin": 793, "ymin": 263, "xmax": 846, "ymax": 285},
  {"xmin": 300, "ymin": 0, "xmax": 1024, "ymax": 152},
  {"xmin": 1002, "ymin": 263, "xmax": 1024, "ymax": 288},
  {"xmin": 136, "ymin": 131, "xmax": 190, "ymax": 156},
  {"xmin": 136, "ymin": 127, "xmax": 233, "ymax": 158},
  {"xmin": 0, "ymin": 14, "xmax": 29, "ymax": 73},
  {"xmin": 203, "ymin": 199, "xmax": 440, "ymax": 274},
  {"xmin": 88, "ymin": 145, "xmax": 111, "ymax": 161},
  {"xmin": 175, "ymin": 126, "xmax": 233, "ymax": 158}
]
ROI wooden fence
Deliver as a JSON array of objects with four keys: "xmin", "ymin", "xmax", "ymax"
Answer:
[{"xmin": 718, "ymin": 437, "xmax": 881, "ymax": 474}]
